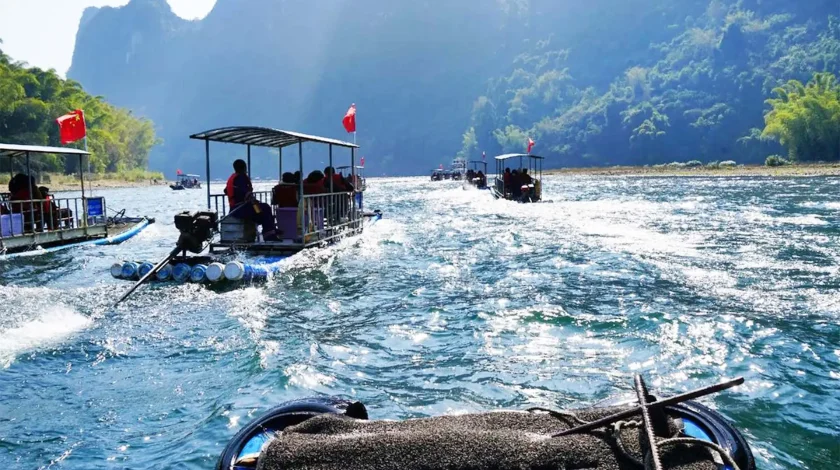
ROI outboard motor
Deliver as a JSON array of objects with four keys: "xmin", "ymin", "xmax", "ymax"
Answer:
[{"xmin": 174, "ymin": 211, "xmax": 219, "ymax": 253}]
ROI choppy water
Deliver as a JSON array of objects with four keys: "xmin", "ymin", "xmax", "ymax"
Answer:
[{"xmin": 1, "ymin": 176, "xmax": 839, "ymax": 469}]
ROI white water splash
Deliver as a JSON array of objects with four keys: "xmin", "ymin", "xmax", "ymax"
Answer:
[{"xmin": 0, "ymin": 305, "xmax": 92, "ymax": 368}]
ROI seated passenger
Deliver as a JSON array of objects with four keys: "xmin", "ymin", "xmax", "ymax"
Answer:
[
  {"xmin": 323, "ymin": 167, "xmax": 347, "ymax": 192},
  {"xmin": 503, "ymin": 168, "xmax": 512, "ymax": 193},
  {"xmin": 38, "ymin": 186, "xmax": 64, "ymax": 229},
  {"xmin": 304, "ymin": 171, "xmax": 327, "ymax": 195},
  {"xmin": 510, "ymin": 170, "xmax": 521, "ymax": 198},
  {"xmin": 225, "ymin": 159, "xmax": 278, "ymax": 241},
  {"xmin": 272, "ymin": 172, "xmax": 299, "ymax": 208}
]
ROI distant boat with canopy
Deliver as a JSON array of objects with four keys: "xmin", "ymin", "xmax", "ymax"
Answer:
[
  {"xmin": 171, "ymin": 170, "xmax": 202, "ymax": 190},
  {"xmin": 491, "ymin": 153, "xmax": 544, "ymax": 203},
  {"xmin": 0, "ymin": 143, "xmax": 154, "ymax": 257},
  {"xmin": 110, "ymin": 126, "xmax": 381, "ymax": 290}
]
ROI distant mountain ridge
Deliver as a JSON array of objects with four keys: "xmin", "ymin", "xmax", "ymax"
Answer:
[
  {"xmin": 68, "ymin": 0, "xmax": 840, "ymax": 176},
  {"xmin": 69, "ymin": 0, "xmax": 518, "ymax": 177}
]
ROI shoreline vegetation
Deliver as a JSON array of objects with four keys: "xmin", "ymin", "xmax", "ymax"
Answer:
[
  {"xmin": 0, "ymin": 170, "xmax": 166, "ymax": 192},
  {"xmin": 546, "ymin": 162, "xmax": 840, "ymax": 178}
]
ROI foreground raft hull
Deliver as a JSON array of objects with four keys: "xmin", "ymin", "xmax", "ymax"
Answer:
[{"xmin": 215, "ymin": 395, "xmax": 755, "ymax": 470}]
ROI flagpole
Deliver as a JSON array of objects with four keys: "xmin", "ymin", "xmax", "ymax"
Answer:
[{"xmin": 84, "ymin": 135, "xmax": 89, "ymax": 196}]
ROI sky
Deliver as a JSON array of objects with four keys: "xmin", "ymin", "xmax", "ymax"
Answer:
[{"xmin": 0, "ymin": 0, "xmax": 217, "ymax": 76}]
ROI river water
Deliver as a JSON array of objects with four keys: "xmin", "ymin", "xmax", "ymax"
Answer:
[{"xmin": 0, "ymin": 176, "xmax": 838, "ymax": 469}]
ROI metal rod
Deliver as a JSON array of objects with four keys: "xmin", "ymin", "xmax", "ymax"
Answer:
[
  {"xmin": 205, "ymin": 140, "xmax": 211, "ymax": 210},
  {"xmin": 351, "ymin": 147, "xmax": 356, "ymax": 225},
  {"xmin": 635, "ymin": 374, "xmax": 663, "ymax": 470},
  {"xmin": 247, "ymin": 144, "xmax": 251, "ymax": 178},
  {"xmin": 279, "ymin": 147, "xmax": 283, "ymax": 180},
  {"xmin": 329, "ymin": 144, "xmax": 333, "ymax": 193},
  {"xmin": 77, "ymin": 154, "xmax": 85, "ymax": 229},
  {"xmin": 552, "ymin": 376, "xmax": 745, "ymax": 437},
  {"xmin": 299, "ymin": 141, "xmax": 304, "ymax": 240},
  {"xmin": 25, "ymin": 151, "xmax": 34, "ymax": 233}
]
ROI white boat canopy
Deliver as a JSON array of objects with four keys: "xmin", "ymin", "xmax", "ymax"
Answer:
[
  {"xmin": 0, "ymin": 143, "xmax": 90, "ymax": 159},
  {"xmin": 190, "ymin": 126, "xmax": 358, "ymax": 150}
]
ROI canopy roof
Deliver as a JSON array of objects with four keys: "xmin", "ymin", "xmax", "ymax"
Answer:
[
  {"xmin": 190, "ymin": 126, "xmax": 358, "ymax": 150},
  {"xmin": 178, "ymin": 174, "xmax": 201, "ymax": 177},
  {"xmin": 0, "ymin": 143, "xmax": 89, "ymax": 159},
  {"xmin": 469, "ymin": 160, "xmax": 488, "ymax": 164},
  {"xmin": 495, "ymin": 153, "xmax": 544, "ymax": 161}
]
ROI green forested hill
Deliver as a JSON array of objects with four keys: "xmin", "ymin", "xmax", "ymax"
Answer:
[
  {"xmin": 67, "ymin": 0, "xmax": 839, "ymax": 175},
  {"xmin": 462, "ymin": 0, "xmax": 840, "ymax": 166},
  {"xmin": 0, "ymin": 43, "xmax": 158, "ymax": 175}
]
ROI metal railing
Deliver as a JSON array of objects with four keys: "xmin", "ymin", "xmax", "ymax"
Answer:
[
  {"xmin": 212, "ymin": 190, "xmax": 362, "ymax": 246},
  {"xmin": 0, "ymin": 196, "xmax": 93, "ymax": 238},
  {"xmin": 210, "ymin": 191, "xmax": 272, "ymax": 218},
  {"xmin": 300, "ymin": 192, "xmax": 361, "ymax": 245},
  {"xmin": 494, "ymin": 177, "xmax": 506, "ymax": 196}
]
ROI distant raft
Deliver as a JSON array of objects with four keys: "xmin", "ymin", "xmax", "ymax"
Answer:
[{"xmin": 110, "ymin": 257, "xmax": 288, "ymax": 284}]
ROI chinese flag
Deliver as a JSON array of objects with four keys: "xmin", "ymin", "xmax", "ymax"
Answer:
[
  {"xmin": 360, "ymin": 156, "xmax": 365, "ymax": 166},
  {"xmin": 177, "ymin": 169, "xmax": 183, "ymax": 175},
  {"xmin": 343, "ymin": 104, "xmax": 356, "ymax": 133},
  {"xmin": 56, "ymin": 110, "xmax": 86, "ymax": 145},
  {"xmin": 527, "ymin": 137, "xmax": 535, "ymax": 154}
]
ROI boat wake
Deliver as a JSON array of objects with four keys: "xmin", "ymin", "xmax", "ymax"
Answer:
[{"xmin": 0, "ymin": 304, "xmax": 91, "ymax": 368}]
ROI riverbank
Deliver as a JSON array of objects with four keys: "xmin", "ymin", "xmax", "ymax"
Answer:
[
  {"xmin": 547, "ymin": 163, "xmax": 840, "ymax": 177},
  {"xmin": 1, "ymin": 171, "xmax": 167, "ymax": 192},
  {"xmin": 51, "ymin": 178, "xmax": 168, "ymax": 192}
]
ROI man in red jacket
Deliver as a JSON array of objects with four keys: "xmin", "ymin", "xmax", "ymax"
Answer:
[{"xmin": 225, "ymin": 159, "xmax": 278, "ymax": 241}]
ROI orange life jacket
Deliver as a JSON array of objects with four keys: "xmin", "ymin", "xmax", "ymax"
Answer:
[
  {"xmin": 225, "ymin": 172, "xmax": 252, "ymax": 208},
  {"xmin": 225, "ymin": 174, "xmax": 236, "ymax": 208}
]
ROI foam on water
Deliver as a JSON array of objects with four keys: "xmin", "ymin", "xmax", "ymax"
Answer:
[
  {"xmin": 1, "ymin": 179, "xmax": 839, "ymax": 469},
  {"xmin": 0, "ymin": 305, "xmax": 92, "ymax": 368}
]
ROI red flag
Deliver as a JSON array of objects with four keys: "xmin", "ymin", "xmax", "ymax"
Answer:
[
  {"xmin": 343, "ymin": 104, "xmax": 356, "ymax": 133},
  {"xmin": 527, "ymin": 137, "xmax": 535, "ymax": 154},
  {"xmin": 360, "ymin": 156, "xmax": 365, "ymax": 166},
  {"xmin": 177, "ymin": 169, "xmax": 183, "ymax": 175},
  {"xmin": 56, "ymin": 110, "xmax": 86, "ymax": 145}
]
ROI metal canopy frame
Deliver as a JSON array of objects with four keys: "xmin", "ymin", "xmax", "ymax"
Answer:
[
  {"xmin": 468, "ymin": 160, "xmax": 488, "ymax": 171},
  {"xmin": 494, "ymin": 153, "xmax": 545, "ymax": 161},
  {"xmin": 0, "ymin": 143, "xmax": 91, "ymax": 230},
  {"xmin": 189, "ymin": 126, "xmax": 358, "ymax": 150},
  {"xmin": 191, "ymin": 126, "xmax": 360, "ymax": 251},
  {"xmin": 0, "ymin": 143, "xmax": 90, "ymax": 159},
  {"xmin": 190, "ymin": 126, "xmax": 359, "ymax": 210}
]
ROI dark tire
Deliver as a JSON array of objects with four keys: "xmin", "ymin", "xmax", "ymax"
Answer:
[
  {"xmin": 215, "ymin": 397, "xmax": 366, "ymax": 470},
  {"xmin": 669, "ymin": 401, "xmax": 756, "ymax": 470}
]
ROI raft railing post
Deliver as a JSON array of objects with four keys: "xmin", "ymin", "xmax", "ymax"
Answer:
[
  {"xmin": 25, "ymin": 151, "xmax": 34, "ymax": 234},
  {"xmin": 351, "ymin": 147, "xmax": 357, "ymax": 231},
  {"xmin": 205, "ymin": 140, "xmax": 211, "ymax": 210},
  {"xmin": 328, "ymin": 144, "xmax": 334, "ymax": 225},
  {"xmin": 78, "ymin": 153, "xmax": 87, "ymax": 231},
  {"xmin": 298, "ymin": 141, "xmax": 304, "ymax": 242}
]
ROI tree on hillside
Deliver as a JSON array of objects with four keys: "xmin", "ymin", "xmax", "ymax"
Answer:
[
  {"xmin": 762, "ymin": 72, "xmax": 840, "ymax": 161},
  {"xmin": 0, "ymin": 41, "xmax": 158, "ymax": 175}
]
